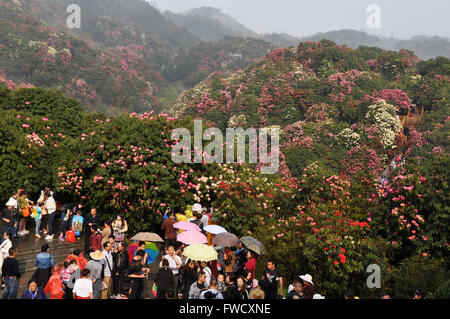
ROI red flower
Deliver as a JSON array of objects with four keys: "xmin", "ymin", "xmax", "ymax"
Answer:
[{"xmin": 339, "ymin": 253, "xmax": 346, "ymax": 264}]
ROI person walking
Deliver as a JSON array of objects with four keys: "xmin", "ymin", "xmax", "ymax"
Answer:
[
  {"xmin": 154, "ymin": 259, "xmax": 175, "ymax": 299},
  {"xmin": 112, "ymin": 241, "xmax": 129, "ymax": 299},
  {"xmin": 84, "ymin": 208, "xmax": 101, "ymax": 255},
  {"xmin": 33, "ymin": 244, "xmax": 54, "ymax": 288},
  {"xmin": 101, "ymin": 241, "xmax": 114, "ymax": 299},
  {"xmin": 73, "ymin": 268, "xmax": 94, "ymax": 299},
  {"xmin": 2, "ymin": 247, "xmax": 20, "ymax": 299},
  {"xmin": 86, "ymin": 250, "xmax": 105, "ymax": 299}
]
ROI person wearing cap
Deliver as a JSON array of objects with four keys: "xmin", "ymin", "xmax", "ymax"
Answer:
[
  {"xmin": 2, "ymin": 199, "xmax": 18, "ymax": 242},
  {"xmin": 86, "ymin": 250, "xmax": 105, "ymax": 299},
  {"xmin": 313, "ymin": 293, "xmax": 325, "ymax": 299},
  {"xmin": 299, "ymin": 274, "xmax": 315, "ymax": 299}
]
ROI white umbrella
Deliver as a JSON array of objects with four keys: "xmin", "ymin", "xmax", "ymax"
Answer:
[{"xmin": 203, "ymin": 225, "xmax": 227, "ymax": 235}]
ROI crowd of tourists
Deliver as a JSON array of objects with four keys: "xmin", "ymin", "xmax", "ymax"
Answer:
[{"xmin": 1, "ymin": 186, "xmax": 426, "ymax": 300}]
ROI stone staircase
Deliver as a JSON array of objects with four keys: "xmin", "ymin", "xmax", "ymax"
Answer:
[{"xmin": 12, "ymin": 231, "xmax": 84, "ymax": 296}]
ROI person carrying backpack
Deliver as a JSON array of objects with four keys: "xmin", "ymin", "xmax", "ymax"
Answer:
[{"xmin": 200, "ymin": 278, "xmax": 223, "ymax": 299}]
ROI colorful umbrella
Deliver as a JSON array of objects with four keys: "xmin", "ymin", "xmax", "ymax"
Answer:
[
  {"xmin": 177, "ymin": 230, "xmax": 207, "ymax": 245},
  {"xmin": 128, "ymin": 241, "xmax": 160, "ymax": 264},
  {"xmin": 173, "ymin": 221, "xmax": 201, "ymax": 232},
  {"xmin": 212, "ymin": 232, "xmax": 240, "ymax": 247},
  {"xmin": 182, "ymin": 244, "xmax": 218, "ymax": 262},
  {"xmin": 203, "ymin": 225, "xmax": 227, "ymax": 235}
]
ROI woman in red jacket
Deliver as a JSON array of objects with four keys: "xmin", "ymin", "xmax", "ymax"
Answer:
[
  {"xmin": 244, "ymin": 251, "xmax": 256, "ymax": 280},
  {"xmin": 44, "ymin": 265, "xmax": 64, "ymax": 299}
]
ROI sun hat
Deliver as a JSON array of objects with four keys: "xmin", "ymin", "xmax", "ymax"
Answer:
[
  {"xmin": 90, "ymin": 250, "xmax": 105, "ymax": 261},
  {"xmin": 5, "ymin": 198, "xmax": 16, "ymax": 207},
  {"xmin": 299, "ymin": 274, "xmax": 314, "ymax": 286},
  {"xmin": 191, "ymin": 203, "xmax": 202, "ymax": 212},
  {"xmin": 313, "ymin": 293, "xmax": 325, "ymax": 299}
]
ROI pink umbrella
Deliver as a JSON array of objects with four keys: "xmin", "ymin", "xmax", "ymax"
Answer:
[
  {"xmin": 173, "ymin": 221, "xmax": 201, "ymax": 232},
  {"xmin": 177, "ymin": 230, "xmax": 207, "ymax": 245}
]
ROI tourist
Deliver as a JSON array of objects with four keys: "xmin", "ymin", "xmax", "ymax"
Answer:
[
  {"xmin": 107, "ymin": 234, "xmax": 118, "ymax": 251},
  {"xmin": 181, "ymin": 260, "xmax": 197, "ymax": 299},
  {"xmin": 34, "ymin": 203, "xmax": 44, "ymax": 239},
  {"xmin": 2, "ymin": 199, "xmax": 18, "ymax": 241},
  {"xmin": 65, "ymin": 260, "xmax": 81, "ymax": 299},
  {"xmin": 232, "ymin": 276, "xmax": 250, "ymax": 299},
  {"xmin": 6, "ymin": 192, "xmax": 18, "ymax": 237},
  {"xmin": 33, "ymin": 243, "xmax": 54, "ymax": 288},
  {"xmin": 2, "ymin": 247, "xmax": 20, "ymax": 299},
  {"xmin": 154, "ymin": 259, "xmax": 175, "ymax": 299},
  {"xmin": 101, "ymin": 241, "xmax": 114, "ymax": 299},
  {"xmin": 17, "ymin": 191, "xmax": 31, "ymax": 236},
  {"xmin": 199, "ymin": 261, "xmax": 212, "ymax": 286},
  {"xmin": 0, "ymin": 232, "xmax": 13, "ymax": 279},
  {"xmin": 259, "ymin": 260, "xmax": 283, "ymax": 299},
  {"xmin": 42, "ymin": 191, "xmax": 57, "ymax": 240},
  {"xmin": 244, "ymin": 250, "xmax": 256, "ymax": 280},
  {"xmin": 128, "ymin": 250, "xmax": 150, "ymax": 299},
  {"xmin": 188, "ymin": 270, "xmax": 208, "ymax": 299},
  {"xmin": 111, "ymin": 214, "xmax": 127, "ymax": 242},
  {"xmin": 60, "ymin": 261, "xmax": 73, "ymax": 286},
  {"xmin": 21, "ymin": 280, "xmax": 46, "ymax": 299},
  {"xmin": 71, "ymin": 209, "xmax": 84, "ymax": 239},
  {"xmin": 299, "ymin": 274, "xmax": 315, "ymax": 299},
  {"xmin": 58, "ymin": 203, "xmax": 83, "ymax": 241},
  {"xmin": 84, "ymin": 208, "xmax": 101, "ymax": 254},
  {"xmin": 200, "ymin": 278, "xmax": 224, "ymax": 299},
  {"xmin": 101, "ymin": 221, "xmax": 112, "ymax": 246},
  {"xmin": 163, "ymin": 245, "xmax": 183, "ymax": 295},
  {"xmin": 44, "ymin": 264, "xmax": 64, "ymax": 299},
  {"xmin": 243, "ymin": 269, "xmax": 258, "ymax": 291},
  {"xmin": 222, "ymin": 273, "xmax": 237, "ymax": 299},
  {"xmin": 217, "ymin": 273, "xmax": 225, "ymax": 293},
  {"xmin": 223, "ymin": 247, "xmax": 236, "ymax": 277},
  {"xmin": 64, "ymin": 249, "xmax": 88, "ymax": 271},
  {"xmin": 137, "ymin": 241, "xmax": 149, "ymax": 265},
  {"xmin": 86, "ymin": 250, "xmax": 105, "ymax": 299},
  {"xmin": 287, "ymin": 279, "xmax": 306, "ymax": 299},
  {"xmin": 161, "ymin": 210, "xmax": 177, "ymax": 250},
  {"xmin": 112, "ymin": 241, "xmax": 129, "ymax": 299},
  {"xmin": 73, "ymin": 268, "xmax": 93, "ymax": 299},
  {"xmin": 89, "ymin": 226, "xmax": 102, "ymax": 253}
]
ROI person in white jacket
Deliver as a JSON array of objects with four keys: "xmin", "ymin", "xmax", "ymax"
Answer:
[
  {"xmin": 38, "ymin": 191, "xmax": 56, "ymax": 240},
  {"xmin": 0, "ymin": 231, "xmax": 13, "ymax": 283}
]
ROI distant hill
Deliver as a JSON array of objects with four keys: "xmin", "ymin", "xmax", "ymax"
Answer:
[{"xmin": 164, "ymin": 7, "xmax": 450, "ymax": 60}]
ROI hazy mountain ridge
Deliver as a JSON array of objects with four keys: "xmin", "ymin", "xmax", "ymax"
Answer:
[{"xmin": 165, "ymin": 6, "xmax": 450, "ymax": 60}]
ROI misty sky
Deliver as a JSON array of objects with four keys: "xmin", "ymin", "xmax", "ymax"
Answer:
[{"xmin": 148, "ymin": 0, "xmax": 450, "ymax": 39}]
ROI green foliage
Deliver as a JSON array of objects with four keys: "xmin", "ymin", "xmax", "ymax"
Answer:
[{"xmin": 393, "ymin": 255, "xmax": 449, "ymax": 299}]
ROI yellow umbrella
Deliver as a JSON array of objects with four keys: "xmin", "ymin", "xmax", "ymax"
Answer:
[{"xmin": 182, "ymin": 244, "xmax": 218, "ymax": 262}]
